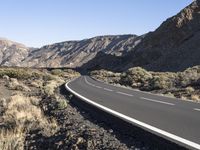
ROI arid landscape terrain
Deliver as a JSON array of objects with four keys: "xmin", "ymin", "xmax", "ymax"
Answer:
[
  {"xmin": 0, "ymin": 68, "xmax": 132, "ymax": 149},
  {"xmin": 1, "ymin": 0, "xmax": 200, "ymax": 150}
]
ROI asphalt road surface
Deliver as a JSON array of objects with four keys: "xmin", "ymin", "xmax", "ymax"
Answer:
[{"xmin": 65, "ymin": 76, "xmax": 200, "ymax": 150}]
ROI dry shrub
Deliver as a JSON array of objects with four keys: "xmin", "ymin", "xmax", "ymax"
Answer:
[
  {"xmin": 0, "ymin": 129, "xmax": 25, "ymax": 150},
  {"xmin": 6, "ymin": 78, "xmax": 31, "ymax": 92},
  {"xmin": 91, "ymin": 70, "xmax": 121, "ymax": 83},
  {"xmin": 43, "ymin": 77, "xmax": 65, "ymax": 96},
  {"xmin": 0, "ymin": 68, "xmax": 43, "ymax": 80},
  {"xmin": 2, "ymin": 94, "xmax": 58, "ymax": 135},
  {"xmin": 120, "ymin": 67, "xmax": 152, "ymax": 88},
  {"xmin": 63, "ymin": 69, "xmax": 80, "ymax": 78},
  {"xmin": 178, "ymin": 66, "xmax": 200, "ymax": 87},
  {"xmin": 150, "ymin": 75, "xmax": 174, "ymax": 90},
  {"xmin": 0, "ymin": 94, "xmax": 57, "ymax": 150},
  {"xmin": 91, "ymin": 66, "xmax": 200, "ymax": 101},
  {"xmin": 30, "ymin": 79, "xmax": 43, "ymax": 88}
]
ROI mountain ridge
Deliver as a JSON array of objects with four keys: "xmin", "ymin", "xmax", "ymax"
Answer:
[
  {"xmin": 1, "ymin": 1, "xmax": 200, "ymax": 72},
  {"xmin": 21, "ymin": 34, "xmax": 143, "ymax": 68}
]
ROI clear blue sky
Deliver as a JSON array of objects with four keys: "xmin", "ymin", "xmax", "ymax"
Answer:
[{"xmin": 0, "ymin": 0, "xmax": 192, "ymax": 47}]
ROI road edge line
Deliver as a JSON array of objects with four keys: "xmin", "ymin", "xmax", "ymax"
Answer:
[{"xmin": 65, "ymin": 78, "xmax": 200, "ymax": 150}]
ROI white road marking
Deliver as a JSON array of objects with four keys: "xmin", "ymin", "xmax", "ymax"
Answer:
[
  {"xmin": 116, "ymin": 91, "xmax": 133, "ymax": 97},
  {"xmin": 65, "ymin": 80, "xmax": 200, "ymax": 150},
  {"xmin": 104, "ymin": 88, "xmax": 113, "ymax": 92},
  {"xmin": 95, "ymin": 86, "xmax": 102, "ymax": 89},
  {"xmin": 85, "ymin": 77, "xmax": 94, "ymax": 86},
  {"xmin": 84, "ymin": 76, "xmax": 100, "ymax": 87},
  {"xmin": 194, "ymin": 108, "xmax": 200, "ymax": 112},
  {"xmin": 140, "ymin": 97, "xmax": 175, "ymax": 106}
]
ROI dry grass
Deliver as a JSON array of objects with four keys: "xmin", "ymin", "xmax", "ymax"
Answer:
[
  {"xmin": 0, "ymin": 129, "xmax": 25, "ymax": 150},
  {"xmin": 43, "ymin": 77, "xmax": 65, "ymax": 96},
  {"xmin": 0, "ymin": 67, "xmax": 80, "ymax": 150},
  {"xmin": 3, "ymin": 94, "xmax": 57, "ymax": 133},
  {"xmin": 0, "ymin": 94, "xmax": 58, "ymax": 150}
]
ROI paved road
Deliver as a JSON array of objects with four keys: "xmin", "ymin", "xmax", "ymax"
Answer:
[{"xmin": 65, "ymin": 76, "xmax": 200, "ymax": 150}]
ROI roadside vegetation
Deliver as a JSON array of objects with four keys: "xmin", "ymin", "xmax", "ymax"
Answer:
[
  {"xmin": 0, "ymin": 67, "xmax": 80, "ymax": 150},
  {"xmin": 91, "ymin": 66, "xmax": 200, "ymax": 101},
  {"xmin": 0, "ymin": 67, "xmax": 138, "ymax": 150}
]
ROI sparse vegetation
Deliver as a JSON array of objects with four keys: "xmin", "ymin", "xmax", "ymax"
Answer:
[
  {"xmin": 91, "ymin": 66, "xmax": 200, "ymax": 102},
  {"xmin": 0, "ymin": 68, "xmax": 42, "ymax": 80},
  {"xmin": 0, "ymin": 67, "xmax": 80, "ymax": 150},
  {"xmin": 91, "ymin": 69, "xmax": 121, "ymax": 84},
  {"xmin": 6, "ymin": 78, "xmax": 31, "ymax": 92}
]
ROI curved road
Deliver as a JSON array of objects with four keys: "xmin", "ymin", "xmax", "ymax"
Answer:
[{"xmin": 65, "ymin": 76, "xmax": 200, "ymax": 150}]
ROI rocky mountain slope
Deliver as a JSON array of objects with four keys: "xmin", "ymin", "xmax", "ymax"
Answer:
[
  {"xmin": 83, "ymin": 0, "xmax": 200, "ymax": 72},
  {"xmin": 1, "ymin": 1, "xmax": 200, "ymax": 72},
  {"xmin": 21, "ymin": 35, "xmax": 142, "ymax": 68},
  {"xmin": 0, "ymin": 38, "xmax": 31, "ymax": 66},
  {"xmin": 127, "ymin": 0, "xmax": 200, "ymax": 71}
]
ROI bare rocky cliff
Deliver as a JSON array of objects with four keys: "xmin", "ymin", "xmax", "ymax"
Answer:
[{"xmin": 0, "ymin": 38, "xmax": 31, "ymax": 66}]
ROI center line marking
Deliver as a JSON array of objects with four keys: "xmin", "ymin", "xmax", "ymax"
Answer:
[
  {"xmin": 140, "ymin": 97, "xmax": 175, "ymax": 106},
  {"xmin": 95, "ymin": 86, "xmax": 102, "ymax": 89},
  {"xmin": 104, "ymin": 88, "xmax": 113, "ymax": 92},
  {"xmin": 194, "ymin": 108, "xmax": 200, "ymax": 112},
  {"xmin": 116, "ymin": 91, "xmax": 133, "ymax": 97}
]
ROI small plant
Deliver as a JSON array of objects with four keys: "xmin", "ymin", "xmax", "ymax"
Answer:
[{"xmin": 56, "ymin": 99, "xmax": 68, "ymax": 110}]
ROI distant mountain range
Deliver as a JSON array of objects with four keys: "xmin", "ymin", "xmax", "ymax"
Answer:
[
  {"xmin": 0, "ymin": 35, "xmax": 143, "ymax": 68},
  {"xmin": 1, "ymin": 0, "xmax": 200, "ymax": 72},
  {"xmin": 0, "ymin": 38, "xmax": 31, "ymax": 66},
  {"xmin": 21, "ymin": 35, "xmax": 142, "ymax": 68}
]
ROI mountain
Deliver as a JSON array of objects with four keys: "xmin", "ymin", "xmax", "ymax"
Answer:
[
  {"xmin": 0, "ymin": 38, "xmax": 31, "ymax": 66},
  {"xmin": 21, "ymin": 35, "xmax": 142, "ymax": 68},
  {"xmin": 1, "ymin": 1, "xmax": 199, "ymax": 71},
  {"xmin": 126, "ymin": 0, "xmax": 200, "ymax": 71},
  {"xmin": 83, "ymin": 0, "xmax": 200, "ymax": 72}
]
